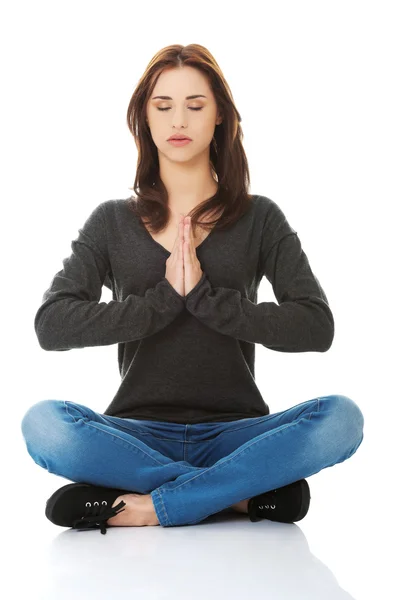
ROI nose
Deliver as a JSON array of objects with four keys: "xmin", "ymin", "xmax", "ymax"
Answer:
[{"xmin": 171, "ymin": 109, "xmax": 188, "ymax": 130}]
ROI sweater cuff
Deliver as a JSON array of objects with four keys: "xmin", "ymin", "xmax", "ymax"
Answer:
[
  {"xmin": 159, "ymin": 277, "xmax": 186, "ymax": 310},
  {"xmin": 184, "ymin": 272, "xmax": 208, "ymax": 305}
]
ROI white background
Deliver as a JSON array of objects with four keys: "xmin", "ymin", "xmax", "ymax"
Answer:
[{"xmin": 2, "ymin": 1, "xmax": 399, "ymax": 598}]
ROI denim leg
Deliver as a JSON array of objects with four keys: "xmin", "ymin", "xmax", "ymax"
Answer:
[
  {"xmin": 151, "ymin": 395, "xmax": 365, "ymax": 527},
  {"xmin": 20, "ymin": 399, "xmax": 201, "ymax": 493}
]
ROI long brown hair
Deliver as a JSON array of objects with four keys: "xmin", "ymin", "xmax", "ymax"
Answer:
[{"xmin": 126, "ymin": 43, "xmax": 254, "ymax": 235}]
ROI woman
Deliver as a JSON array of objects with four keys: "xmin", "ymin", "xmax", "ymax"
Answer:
[{"xmin": 21, "ymin": 43, "xmax": 364, "ymax": 534}]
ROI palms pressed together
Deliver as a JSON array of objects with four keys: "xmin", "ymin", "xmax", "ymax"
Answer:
[{"xmin": 181, "ymin": 214, "xmax": 204, "ymax": 297}]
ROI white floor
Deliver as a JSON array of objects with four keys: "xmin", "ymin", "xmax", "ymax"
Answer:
[{"xmin": 7, "ymin": 421, "xmax": 395, "ymax": 600}]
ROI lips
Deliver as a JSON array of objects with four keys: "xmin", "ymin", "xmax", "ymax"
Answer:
[{"xmin": 168, "ymin": 135, "xmax": 192, "ymax": 141}]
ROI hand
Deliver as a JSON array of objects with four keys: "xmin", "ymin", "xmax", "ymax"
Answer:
[
  {"xmin": 164, "ymin": 216, "xmax": 185, "ymax": 297},
  {"xmin": 182, "ymin": 215, "xmax": 204, "ymax": 296}
]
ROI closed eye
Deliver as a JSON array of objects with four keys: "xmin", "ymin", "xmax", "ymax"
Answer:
[{"xmin": 157, "ymin": 107, "xmax": 203, "ymax": 111}]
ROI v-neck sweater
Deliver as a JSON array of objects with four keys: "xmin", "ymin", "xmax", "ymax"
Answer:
[{"xmin": 34, "ymin": 194, "xmax": 334, "ymax": 424}]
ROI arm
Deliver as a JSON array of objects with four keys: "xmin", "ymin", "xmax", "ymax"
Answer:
[
  {"xmin": 34, "ymin": 202, "xmax": 184, "ymax": 351},
  {"xmin": 185, "ymin": 203, "xmax": 334, "ymax": 353}
]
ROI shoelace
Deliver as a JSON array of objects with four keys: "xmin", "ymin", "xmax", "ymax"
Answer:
[{"xmin": 72, "ymin": 499, "xmax": 127, "ymax": 535}]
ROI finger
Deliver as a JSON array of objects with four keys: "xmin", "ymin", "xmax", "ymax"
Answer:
[
  {"xmin": 184, "ymin": 218, "xmax": 190, "ymax": 258},
  {"xmin": 177, "ymin": 216, "xmax": 184, "ymax": 241},
  {"xmin": 183, "ymin": 221, "xmax": 188, "ymax": 259},
  {"xmin": 172, "ymin": 217, "xmax": 184, "ymax": 254},
  {"xmin": 188, "ymin": 217, "xmax": 195, "ymax": 261},
  {"xmin": 179, "ymin": 220, "xmax": 185, "ymax": 261},
  {"xmin": 179, "ymin": 226, "xmax": 184, "ymax": 260},
  {"xmin": 185, "ymin": 216, "xmax": 191, "ymax": 240},
  {"xmin": 179, "ymin": 220, "xmax": 184, "ymax": 254}
]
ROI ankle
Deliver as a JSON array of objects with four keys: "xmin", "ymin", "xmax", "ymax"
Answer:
[{"xmin": 231, "ymin": 499, "xmax": 250, "ymax": 514}]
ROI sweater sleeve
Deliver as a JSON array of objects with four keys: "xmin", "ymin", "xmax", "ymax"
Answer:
[
  {"xmin": 185, "ymin": 201, "xmax": 334, "ymax": 353},
  {"xmin": 34, "ymin": 202, "xmax": 185, "ymax": 351}
]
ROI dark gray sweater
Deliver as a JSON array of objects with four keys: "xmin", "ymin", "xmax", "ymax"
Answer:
[{"xmin": 34, "ymin": 194, "xmax": 334, "ymax": 424}]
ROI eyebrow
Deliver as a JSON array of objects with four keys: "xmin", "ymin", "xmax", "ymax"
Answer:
[{"xmin": 151, "ymin": 95, "xmax": 207, "ymax": 100}]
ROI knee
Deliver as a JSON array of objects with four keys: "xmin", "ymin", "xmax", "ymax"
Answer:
[
  {"xmin": 335, "ymin": 394, "xmax": 364, "ymax": 430},
  {"xmin": 20, "ymin": 399, "xmax": 65, "ymax": 447},
  {"xmin": 323, "ymin": 394, "xmax": 364, "ymax": 448},
  {"xmin": 21, "ymin": 399, "xmax": 72, "ymax": 471}
]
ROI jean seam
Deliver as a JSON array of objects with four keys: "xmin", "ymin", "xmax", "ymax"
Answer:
[
  {"xmin": 153, "ymin": 489, "xmax": 171, "ymax": 526},
  {"xmin": 64, "ymin": 400, "xmax": 78, "ymax": 423},
  {"xmin": 213, "ymin": 416, "xmax": 270, "ymax": 436},
  {"xmin": 308, "ymin": 398, "xmax": 320, "ymax": 420}
]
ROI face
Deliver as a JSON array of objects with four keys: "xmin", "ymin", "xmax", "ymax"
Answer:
[{"xmin": 146, "ymin": 65, "xmax": 222, "ymax": 162}]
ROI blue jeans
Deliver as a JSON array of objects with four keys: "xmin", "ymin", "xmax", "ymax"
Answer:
[{"xmin": 20, "ymin": 394, "xmax": 364, "ymax": 527}]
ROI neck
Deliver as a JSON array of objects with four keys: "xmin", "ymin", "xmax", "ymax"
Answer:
[{"xmin": 158, "ymin": 148, "xmax": 218, "ymax": 216}]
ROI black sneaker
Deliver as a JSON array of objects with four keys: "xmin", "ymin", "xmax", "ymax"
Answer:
[
  {"xmin": 247, "ymin": 479, "xmax": 311, "ymax": 523},
  {"xmin": 45, "ymin": 482, "xmax": 140, "ymax": 535}
]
